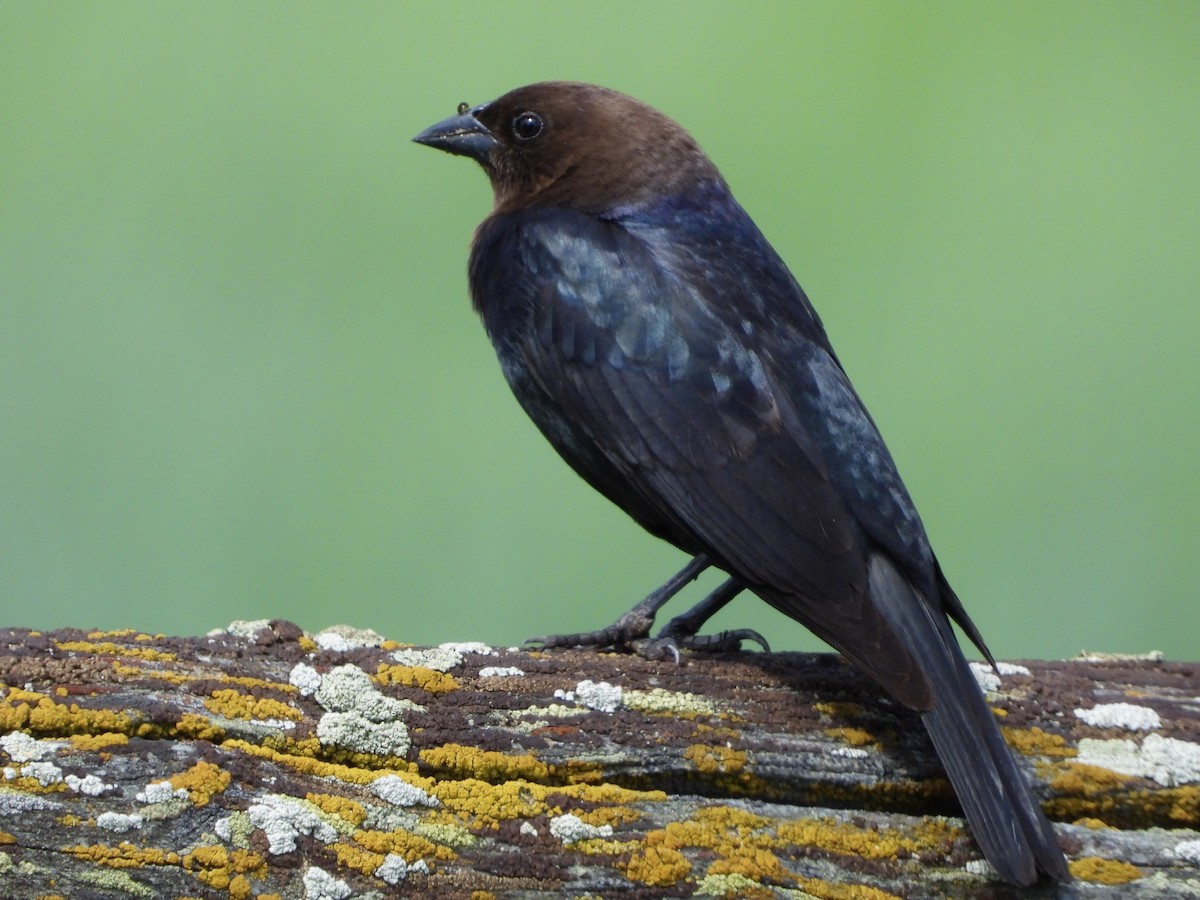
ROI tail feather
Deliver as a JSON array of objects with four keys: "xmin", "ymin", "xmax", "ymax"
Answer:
[{"xmin": 868, "ymin": 555, "xmax": 1069, "ymax": 885}]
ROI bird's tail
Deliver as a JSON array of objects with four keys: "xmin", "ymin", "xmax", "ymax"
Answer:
[{"xmin": 868, "ymin": 555, "xmax": 1070, "ymax": 885}]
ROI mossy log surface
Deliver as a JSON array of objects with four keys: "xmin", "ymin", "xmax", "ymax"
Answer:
[{"xmin": 0, "ymin": 622, "xmax": 1197, "ymax": 899}]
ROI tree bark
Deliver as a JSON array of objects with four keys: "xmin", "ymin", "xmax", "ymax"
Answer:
[{"xmin": 0, "ymin": 623, "xmax": 1196, "ymax": 898}]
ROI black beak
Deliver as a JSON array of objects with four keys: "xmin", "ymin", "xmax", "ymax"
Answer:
[{"xmin": 413, "ymin": 105, "xmax": 497, "ymax": 164}]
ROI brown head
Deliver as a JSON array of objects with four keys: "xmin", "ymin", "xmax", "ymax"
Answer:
[{"xmin": 413, "ymin": 81, "xmax": 723, "ymax": 216}]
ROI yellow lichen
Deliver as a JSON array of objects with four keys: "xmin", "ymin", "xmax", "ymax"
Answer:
[
  {"xmin": 574, "ymin": 836, "xmax": 640, "ymax": 855},
  {"xmin": 814, "ymin": 701, "xmax": 867, "ymax": 718},
  {"xmin": 620, "ymin": 840, "xmax": 691, "ymax": 886},
  {"xmin": 0, "ymin": 701, "xmax": 29, "ymax": 731},
  {"xmin": 249, "ymin": 732, "xmax": 410, "ymax": 771},
  {"xmin": 684, "ymin": 743, "xmax": 747, "ymax": 774},
  {"xmin": 333, "ymin": 842, "xmax": 385, "ymax": 876},
  {"xmin": 793, "ymin": 877, "xmax": 903, "ymax": 900},
  {"xmin": 6, "ymin": 693, "xmax": 134, "ymax": 737},
  {"xmin": 432, "ymin": 778, "xmax": 548, "ymax": 830},
  {"xmin": 1069, "ymin": 856, "xmax": 1142, "ymax": 884},
  {"xmin": 0, "ymin": 831, "xmax": 14, "ymax": 844},
  {"xmin": 63, "ymin": 842, "xmax": 181, "ymax": 868},
  {"xmin": 173, "ymin": 714, "xmax": 227, "ymax": 743},
  {"xmin": 203, "ymin": 689, "xmax": 302, "ymax": 722},
  {"xmin": 1073, "ymin": 817, "xmax": 1113, "ymax": 829},
  {"xmin": 111, "ymin": 661, "xmax": 191, "ymax": 684},
  {"xmin": 1049, "ymin": 762, "xmax": 1132, "ymax": 796},
  {"xmin": 352, "ymin": 828, "xmax": 456, "ymax": 862},
  {"xmin": 704, "ymin": 844, "xmax": 789, "ymax": 883},
  {"xmin": 623, "ymin": 806, "xmax": 786, "ymax": 888},
  {"xmin": 4, "ymin": 773, "xmax": 66, "ymax": 794},
  {"xmin": 169, "ymin": 761, "xmax": 231, "ymax": 806},
  {"xmin": 1003, "ymin": 726, "xmax": 1076, "ymax": 758},
  {"xmin": 55, "ymin": 640, "xmax": 176, "ymax": 662},
  {"xmin": 778, "ymin": 816, "xmax": 956, "ymax": 860},
  {"xmin": 87, "ymin": 629, "xmax": 138, "ymax": 640},
  {"xmin": 297, "ymin": 635, "xmax": 318, "ymax": 653},
  {"xmin": 571, "ymin": 805, "xmax": 641, "ymax": 829},
  {"xmin": 823, "ymin": 727, "xmax": 878, "ymax": 748},
  {"xmin": 420, "ymin": 744, "xmax": 550, "ymax": 782},
  {"xmin": 691, "ymin": 722, "xmax": 740, "ymax": 742},
  {"xmin": 219, "ymin": 675, "xmax": 298, "ymax": 693},
  {"xmin": 375, "ymin": 663, "xmax": 459, "ymax": 695},
  {"xmin": 57, "ymin": 814, "xmax": 83, "ymax": 827},
  {"xmin": 221, "ymin": 738, "xmax": 411, "ymax": 785},
  {"xmin": 305, "ymin": 793, "xmax": 367, "ymax": 826},
  {"xmin": 69, "ymin": 732, "xmax": 129, "ymax": 751},
  {"xmin": 183, "ymin": 845, "xmax": 266, "ymax": 892},
  {"xmin": 1046, "ymin": 762, "xmax": 1200, "ymax": 827}
]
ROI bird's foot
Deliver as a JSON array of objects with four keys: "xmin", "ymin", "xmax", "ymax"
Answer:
[
  {"xmin": 523, "ymin": 607, "xmax": 768, "ymax": 664},
  {"xmin": 523, "ymin": 603, "xmax": 658, "ymax": 654},
  {"xmin": 655, "ymin": 611, "xmax": 770, "ymax": 654}
]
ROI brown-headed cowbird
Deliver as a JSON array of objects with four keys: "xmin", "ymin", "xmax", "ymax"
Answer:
[{"xmin": 414, "ymin": 82, "xmax": 1069, "ymax": 885}]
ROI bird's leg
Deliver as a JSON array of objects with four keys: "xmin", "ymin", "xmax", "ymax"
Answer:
[
  {"xmin": 525, "ymin": 555, "xmax": 769, "ymax": 661},
  {"xmin": 524, "ymin": 554, "xmax": 712, "ymax": 655},
  {"xmin": 654, "ymin": 578, "xmax": 770, "ymax": 654}
]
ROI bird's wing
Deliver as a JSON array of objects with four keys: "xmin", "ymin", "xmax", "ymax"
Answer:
[{"xmin": 472, "ymin": 209, "xmax": 932, "ymax": 706}]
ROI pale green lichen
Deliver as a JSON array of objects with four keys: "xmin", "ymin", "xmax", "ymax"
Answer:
[
  {"xmin": 625, "ymin": 687, "xmax": 722, "ymax": 718},
  {"xmin": 74, "ymin": 863, "xmax": 158, "ymax": 898}
]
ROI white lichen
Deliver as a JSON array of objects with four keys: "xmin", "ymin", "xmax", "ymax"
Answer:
[
  {"xmin": 391, "ymin": 646, "xmax": 464, "ymax": 672},
  {"xmin": 555, "ymin": 680, "xmax": 623, "ymax": 713},
  {"xmin": 302, "ymin": 865, "xmax": 352, "ymax": 900},
  {"xmin": 248, "ymin": 795, "xmax": 338, "ymax": 854},
  {"xmin": 549, "ymin": 812, "xmax": 613, "ymax": 844},
  {"xmin": 479, "ymin": 666, "xmax": 525, "ymax": 678},
  {"xmin": 374, "ymin": 853, "xmax": 428, "ymax": 885},
  {"xmin": 65, "ymin": 773, "xmax": 110, "ymax": 796},
  {"xmin": 439, "ymin": 640, "xmax": 495, "ymax": 656},
  {"xmin": 0, "ymin": 792, "xmax": 58, "ymax": 813},
  {"xmin": 218, "ymin": 619, "xmax": 271, "ymax": 638},
  {"xmin": 1174, "ymin": 839, "xmax": 1200, "ymax": 865},
  {"xmin": 312, "ymin": 625, "xmax": 385, "ymax": 652},
  {"xmin": 310, "ymin": 664, "xmax": 422, "ymax": 756},
  {"xmin": 1074, "ymin": 702, "xmax": 1162, "ymax": 731},
  {"xmin": 1076, "ymin": 733, "xmax": 1200, "ymax": 786},
  {"xmin": 969, "ymin": 660, "xmax": 1032, "ymax": 692},
  {"xmin": 371, "ymin": 774, "xmax": 438, "ymax": 808},
  {"xmin": 316, "ymin": 712, "xmax": 410, "ymax": 758},
  {"xmin": 965, "ymin": 858, "xmax": 1000, "ymax": 879},
  {"xmin": 0, "ymin": 732, "xmax": 63, "ymax": 762},
  {"xmin": 288, "ymin": 662, "xmax": 323, "ymax": 697},
  {"xmin": 18, "ymin": 762, "xmax": 63, "ymax": 787},
  {"xmin": 136, "ymin": 780, "xmax": 189, "ymax": 804},
  {"xmin": 96, "ymin": 811, "xmax": 143, "ymax": 833}
]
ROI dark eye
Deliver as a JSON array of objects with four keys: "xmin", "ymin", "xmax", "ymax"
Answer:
[{"xmin": 511, "ymin": 111, "xmax": 544, "ymax": 142}]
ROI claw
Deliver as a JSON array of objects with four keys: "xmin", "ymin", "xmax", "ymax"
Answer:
[
  {"xmin": 663, "ymin": 627, "xmax": 770, "ymax": 654},
  {"xmin": 633, "ymin": 637, "xmax": 682, "ymax": 664}
]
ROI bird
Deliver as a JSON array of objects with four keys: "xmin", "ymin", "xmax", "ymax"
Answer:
[{"xmin": 413, "ymin": 81, "xmax": 1069, "ymax": 885}]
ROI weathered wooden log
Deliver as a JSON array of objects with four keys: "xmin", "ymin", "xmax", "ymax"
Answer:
[{"xmin": 0, "ymin": 622, "xmax": 1196, "ymax": 898}]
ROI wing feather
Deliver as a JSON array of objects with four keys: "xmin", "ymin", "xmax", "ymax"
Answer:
[{"xmin": 472, "ymin": 208, "xmax": 933, "ymax": 705}]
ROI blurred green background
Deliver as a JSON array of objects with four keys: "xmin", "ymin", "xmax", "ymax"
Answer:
[{"xmin": 2, "ymin": 2, "xmax": 1197, "ymax": 661}]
